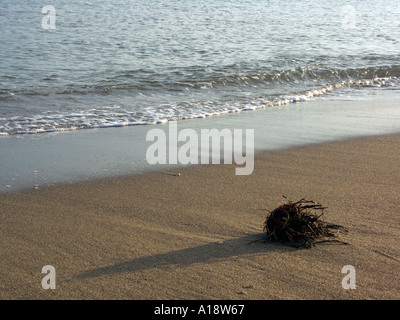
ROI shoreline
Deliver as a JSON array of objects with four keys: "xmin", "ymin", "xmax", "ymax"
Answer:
[
  {"xmin": 2, "ymin": 130, "xmax": 400, "ymax": 196},
  {"xmin": 1, "ymin": 96, "xmax": 400, "ymax": 193},
  {"xmin": 1, "ymin": 132, "xmax": 400, "ymax": 299}
]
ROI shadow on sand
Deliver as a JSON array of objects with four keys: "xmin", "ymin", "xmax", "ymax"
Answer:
[{"xmin": 76, "ymin": 233, "xmax": 291, "ymax": 279}]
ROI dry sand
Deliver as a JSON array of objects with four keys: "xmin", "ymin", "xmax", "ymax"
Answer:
[{"xmin": 1, "ymin": 133, "xmax": 399, "ymax": 300}]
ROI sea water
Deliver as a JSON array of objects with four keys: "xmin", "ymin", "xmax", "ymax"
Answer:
[
  {"xmin": 0, "ymin": 0, "xmax": 399, "ymax": 135},
  {"xmin": 1, "ymin": 0, "xmax": 400, "ymax": 192}
]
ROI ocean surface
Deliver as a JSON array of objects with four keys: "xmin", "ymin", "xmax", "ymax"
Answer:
[{"xmin": 1, "ymin": 0, "xmax": 400, "ymax": 136}]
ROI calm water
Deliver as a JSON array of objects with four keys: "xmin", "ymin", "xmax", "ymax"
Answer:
[{"xmin": 1, "ymin": 0, "xmax": 399, "ymax": 135}]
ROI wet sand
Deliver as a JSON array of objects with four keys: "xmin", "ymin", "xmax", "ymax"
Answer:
[{"xmin": 1, "ymin": 133, "xmax": 399, "ymax": 300}]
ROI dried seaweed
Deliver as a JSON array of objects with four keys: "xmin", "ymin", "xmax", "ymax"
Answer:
[{"xmin": 263, "ymin": 196, "xmax": 348, "ymax": 248}]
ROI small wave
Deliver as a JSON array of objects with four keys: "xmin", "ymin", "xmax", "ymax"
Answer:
[
  {"xmin": 1, "ymin": 75, "xmax": 398, "ymax": 136},
  {"xmin": 2, "ymin": 65, "xmax": 399, "ymax": 100},
  {"xmin": 169, "ymin": 65, "xmax": 400, "ymax": 90}
]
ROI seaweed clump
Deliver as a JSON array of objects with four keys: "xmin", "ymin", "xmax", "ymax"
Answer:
[{"xmin": 263, "ymin": 197, "xmax": 348, "ymax": 248}]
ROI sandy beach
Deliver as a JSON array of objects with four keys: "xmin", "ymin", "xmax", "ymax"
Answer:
[{"xmin": 1, "ymin": 133, "xmax": 399, "ymax": 300}]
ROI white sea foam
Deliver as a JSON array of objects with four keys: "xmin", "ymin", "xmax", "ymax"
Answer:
[{"xmin": 0, "ymin": 76, "xmax": 398, "ymax": 136}]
